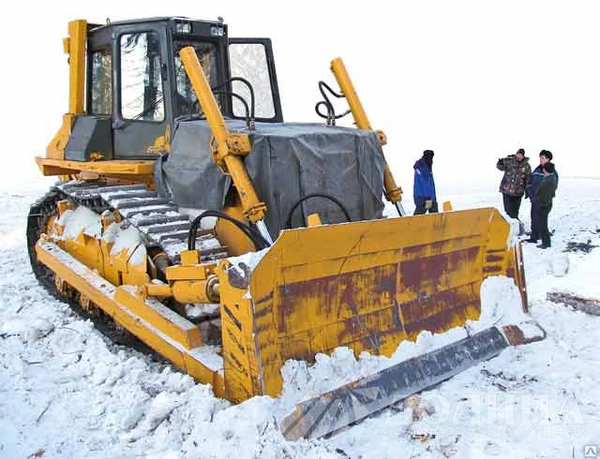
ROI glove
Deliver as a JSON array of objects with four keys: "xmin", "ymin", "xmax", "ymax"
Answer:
[{"xmin": 425, "ymin": 199, "xmax": 433, "ymax": 210}]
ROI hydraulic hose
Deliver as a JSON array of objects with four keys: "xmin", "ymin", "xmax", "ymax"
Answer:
[
  {"xmin": 212, "ymin": 77, "xmax": 256, "ymax": 121},
  {"xmin": 285, "ymin": 193, "xmax": 352, "ymax": 229},
  {"xmin": 314, "ymin": 81, "xmax": 351, "ymax": 125},
  {"xmin": 188, "ymin": 210, "xmax": 271, "ymax": 252}
]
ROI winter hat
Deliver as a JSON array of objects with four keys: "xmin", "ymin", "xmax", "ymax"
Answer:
[
  {"xmin": 516, "ymin": 148, "xmax": 525, "ymax": 156},
  {"xmin": 540, "ymin": 150, "xmax": 553, "ymax": 160},
  {"xmin": 543, "ymin": 162, "xmax": 555, "ymax": 174},
  {"xmin": 423, "ymin": 150, "xmax": 434, "ymax": 158}
]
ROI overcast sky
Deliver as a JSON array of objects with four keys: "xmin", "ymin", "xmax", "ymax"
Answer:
[{"xmin": 3, "ymin": 0, "xmax": 599, "ymax": 194}]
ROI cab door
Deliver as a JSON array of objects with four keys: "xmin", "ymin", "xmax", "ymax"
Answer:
[
  {"xmin": 113, "ymin": 24, "xmax": 173, "ymax": 158},
  {"xmin": 227, "ymin": 38, "xmax": 283, "ymax": 122}
]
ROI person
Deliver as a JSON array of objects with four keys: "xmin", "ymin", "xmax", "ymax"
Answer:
[
  {"xmin": 527, "ymin": 162, "xmax": 557, "ymax": 248},
  {"xmin": 526, "ymin": 150, "xmax": 559, "ymax": 240},
  {"xmin": 413, "ymin": 150, "xmax": 438, "ymax": 215},
  {"xmin": 496, "ymin": 148, "xmax": 531, "ymax": 220}
]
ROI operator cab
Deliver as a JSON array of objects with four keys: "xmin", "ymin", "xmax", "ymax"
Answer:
[{"xmin": 68, "ymin": 17, "xmax": 282, "ymax": 161}]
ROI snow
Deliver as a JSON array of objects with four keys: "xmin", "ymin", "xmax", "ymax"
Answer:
[
  {"xmin": 56, "ymin": 206, "xmax": 102, "ymax": 240},
  {"xmin": 1, "ymin": 177, "xmax": 600, "ymax": 458},
  {"xmin": 108, "ymin": 223, "xmax": 146, "ymax": 266},
  {"xmin": 226, "ymin": 247, "xmax": 270, "ymax": 276}
]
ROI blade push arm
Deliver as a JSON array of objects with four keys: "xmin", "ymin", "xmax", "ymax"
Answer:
[{"xmin": 179, "ymin": 47, "xmax": 273, "ymax": 243}]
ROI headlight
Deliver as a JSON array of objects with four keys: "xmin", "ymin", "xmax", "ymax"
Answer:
[
  {"xmin": 176, "ymin": 22, "xmax": 192, "ymax": 34},
  {"xmin": 210, "ymin": 26, "xmax": 224, "ymax": 37}
]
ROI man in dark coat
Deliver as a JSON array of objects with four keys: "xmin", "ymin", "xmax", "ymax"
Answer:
[
  {"xmin": 526, "ymin": 150, "xmax": 559, "ymax": 240},
  {"xmin": 496, "ymin": 148, "xmax": 531, "ymax": 220},
  {"xmin": 527, "ymin": 162, "xmax": 557, "ymax": 249},
  {"xmin": 413, "ymin": 150, "xmax": 437, "ymax": 215}
]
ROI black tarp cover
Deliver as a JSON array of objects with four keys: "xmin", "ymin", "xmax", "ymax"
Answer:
[{"xmin": 158, "ymin": 120, "xmax": 386, "ymax": 239}]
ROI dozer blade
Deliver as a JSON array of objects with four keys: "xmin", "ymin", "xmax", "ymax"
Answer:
[{"xmin": 218, "ymin": 207, "xmax": 534, "ymax": 415}]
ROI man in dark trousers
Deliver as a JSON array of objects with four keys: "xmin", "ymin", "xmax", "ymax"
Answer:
[
  {"xmin": 413, "ymin": 150, "xmax": 437, "ymax": 215},
  {"xmin": 528, "ymin": 162, "xmax": 557, "ymax": 249},
  {"xmin": 496, "ymin": 148, "xmax": 531, "ymax": 220},
  {"xmin": 526, "ymin": 150, "xmax": 559, "ymax": 240}
]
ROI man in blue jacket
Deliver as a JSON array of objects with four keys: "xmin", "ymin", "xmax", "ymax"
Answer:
[{"xmin": 413, "ymin": 150, "xmax": 438, "ymax": 215}]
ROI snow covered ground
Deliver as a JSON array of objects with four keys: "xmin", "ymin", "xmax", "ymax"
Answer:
[{"xmin": 1, "ymin": 175, "xmax": 599, "ymax": 459}]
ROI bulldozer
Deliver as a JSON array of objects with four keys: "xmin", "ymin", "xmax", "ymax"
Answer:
[{"xmin": 27, "ymin": 17, "xmax": 543, "ymax": 440}]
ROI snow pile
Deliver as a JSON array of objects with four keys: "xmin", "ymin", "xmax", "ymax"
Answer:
[
  {"xmin": 56, "ymin": 206, "xmax": 102, "ymax": 240},
  {"xmin": 225, "ymin": 248, "xmax": 271, "ymax": 290},
  {"xmin": 470, "ymin": 276, "xmax": 530, "ymax": 331},
  {"xmin": 547, "ymin": 248, "xmax": 600, "ymax": 299},
  {"xmin": 54, "ymin": 207, "xmax": 146, "ymax": 266},
  {"xmin": 107, "ymin": 223, "xmax": 146, "ymax": 266},
  {"xmin": 227, "ymin": 247, "xmax": 270, "ymax": 273}
]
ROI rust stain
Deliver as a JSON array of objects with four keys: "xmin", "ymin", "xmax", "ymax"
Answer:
[
  {"xmin": 400, "ymin": 246, "xmax": 480, "ymax": 293},
  {"xmin": 399, "ymin": 281, "xmax": 480, "ymax": 335},
  {"xmin": 404, "ymin": 301, "xmax": 479, "ymax": 336},
  {"xmin": 501, "ymin": 324, "xmax": 544, "ymax": 345},
  {"xmin": 225, "ymin": 350, "xmax": 246, "ymax": 372},
  {"xmin": 253, "ymin": 303, "xmax": 271, "ymax": 319},
  {"xmin": 483, "ymin": 265, "xmax": 502, "ymax": 274},
  {"xmin": 403, "ymin": 239, "xmax": 449, "ymax": 256},
  {"xmin": 277, "ymin": 263, "xmax": 397, "ymax": 334},
  {"xmin": 223, "ymin": 305, "xmax": 242, "ymax": 331},
  {"xmin": 225, "ymin": 327, "xmax": 245, "ymax": 355},
  {"xmin": 254, "ymin": 291, "xmax": 273, "ymax": 305}
]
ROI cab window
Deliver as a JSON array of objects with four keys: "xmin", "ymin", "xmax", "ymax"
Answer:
[
  {"xmin": 90, "ymin": 48, "xmax": 112, "ymax": 115},
  {"xmin": 120, "ymin": 32, "xmax": 165, "ymax": 121},
  {"xmin": 229, "ymin": 42, "xmax": 275, "ymax": 119}
]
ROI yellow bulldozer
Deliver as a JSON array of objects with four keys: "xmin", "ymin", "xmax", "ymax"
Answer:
[{"xmin": 28, "ymin": 17, "xmax": 543, "ymax": 439}]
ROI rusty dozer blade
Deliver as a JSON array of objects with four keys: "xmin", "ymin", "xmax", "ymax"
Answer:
[
  {"xmin": 281, "ymin": 322, "xmax": 545, "ymax": 440},
  {"xmin": 218, "ymin": 207, "xmax": 537, "ymax": 407}
]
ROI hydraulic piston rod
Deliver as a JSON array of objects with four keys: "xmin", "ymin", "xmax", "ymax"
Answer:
[{"xmin": 330, "ymin": 58, "xmax": 406, "ymax": 216}]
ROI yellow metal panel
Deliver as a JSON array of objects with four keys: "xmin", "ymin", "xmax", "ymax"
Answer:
[
  {"xmin": 306, "ymin": 213, "xmax": 322, "ymax": 227},
  {"xmin": 245, "ymin": 208, "xmax": 516, "ymax": 398},
  {"xmin": 166, "ymin": 265, "xmax": 207, "ymax": 281},
  {"xmin": 36, "ymin": 157, "xmax": 155, "ymax": 176},
  {"xmin": 276, "ymin": 211, "xmax": 489, "ymax": 269},
  {"xmin": 115, "ymin": 288, "xmax": 202, "ymax": 349},
  {"xmin": 180, "ymin": 250, "xmax": 201, "ymax": 266},
  {"xmin": 68, "ymin": 20, "xmax": 87, "ymax": 115},
  {"xmin": 217, "ymin": 271, "xmax": 265, "ymax": 402}
]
